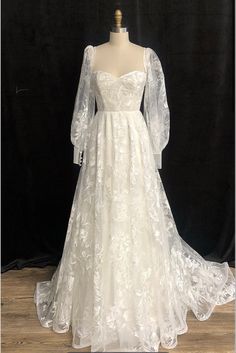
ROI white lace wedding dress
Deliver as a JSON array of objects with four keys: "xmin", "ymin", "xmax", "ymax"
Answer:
[{"xmin": 34, "ymin": 44, "xmax": 235, "ymax": 352}]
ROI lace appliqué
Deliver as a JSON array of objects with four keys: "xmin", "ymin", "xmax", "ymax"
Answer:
[{"xmin": 34, "ymin": 45, "xmax": 236, "ymax": 352}]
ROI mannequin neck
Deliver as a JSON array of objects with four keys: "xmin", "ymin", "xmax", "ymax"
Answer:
[{"xmin": 109, "ymin": 31, "xmax": 130, "ymax": 47}]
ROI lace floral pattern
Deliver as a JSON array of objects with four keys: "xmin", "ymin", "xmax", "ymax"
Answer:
[
  {"xmin": 70, "ymin": 45, "xmax": 95, "ymax": 165},
  {"xmin": 143, "ymin": 47, "xmax": 170, "ymax": 170},
  {"xmin": 70, "ymin": 45, "xmax": 170, "ymax": 170},
  {"xmin": 34, "ymin": 45, "xmax": 235, "ymax": 352}
]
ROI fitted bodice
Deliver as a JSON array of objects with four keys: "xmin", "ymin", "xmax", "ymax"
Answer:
[
  {"xmin": 92, "ymin": 70, "xmax": 147, "ymax": 111},
  {"xmin": 71, "ymin": 44, "xmax": 170, "ymax": 170}
]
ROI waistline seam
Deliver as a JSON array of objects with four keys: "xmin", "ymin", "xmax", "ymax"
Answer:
[{"xmin": 97, "ymin": 109, "xmax": 141, "ymax": 112}]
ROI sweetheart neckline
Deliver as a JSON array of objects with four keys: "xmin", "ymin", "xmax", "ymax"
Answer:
[{"xmin": 92, "ymin": 70, "xmax": 147, "ymax": 80}]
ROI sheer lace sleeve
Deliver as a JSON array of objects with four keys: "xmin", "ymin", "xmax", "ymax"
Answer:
[
  {"xmin": 144, "ymin": 47, "xmax": 170, "ymax": 170},
  {"xmin": 71, "ymin": 45, "xmax": 95, "ymax": 165}
]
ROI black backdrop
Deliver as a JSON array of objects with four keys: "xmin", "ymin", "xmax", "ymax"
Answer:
[{"xmin": 2, "ymin": 0, "xmax": 235, "ymax": 272}]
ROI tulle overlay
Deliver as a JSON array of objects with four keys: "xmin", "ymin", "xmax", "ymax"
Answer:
[
  {"xmin": 34, "ymin": 109, "xmax": 235, "ymax": 352},
  {"xmin": 34, "ymin": 46, "xmax": 235, "ymax": 352}
]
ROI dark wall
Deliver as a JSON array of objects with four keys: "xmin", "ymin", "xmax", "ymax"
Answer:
[{"xmin": 2, "ymin": 0, "xmax": 234, "ymax": 272}]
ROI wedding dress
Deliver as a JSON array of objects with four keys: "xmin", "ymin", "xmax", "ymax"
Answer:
[{"xmin": 34, "ymin": 44, "xmax": 236, "ymax": 352}]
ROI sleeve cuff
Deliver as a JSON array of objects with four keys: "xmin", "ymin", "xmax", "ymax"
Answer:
[
  {"xmin": 73, "ymin": 146, "xmax": 83, "ymax": 165},
  {"xmin": 153, "ymin": 153, "xmax": 162, "ymax": 170}
]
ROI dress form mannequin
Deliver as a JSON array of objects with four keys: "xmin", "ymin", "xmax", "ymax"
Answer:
[{"xmin": 92, "ymin": 10, "xmax": 145, "ymax": 77}]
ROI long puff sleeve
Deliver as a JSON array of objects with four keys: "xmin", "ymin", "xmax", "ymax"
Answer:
[
  {"xmin": 143, "ymin": 48, "xmax": 170, "ymax": 170},
  {"xmin": 71, "ymin": 45, "xmax": 95, "ymax": 165}
]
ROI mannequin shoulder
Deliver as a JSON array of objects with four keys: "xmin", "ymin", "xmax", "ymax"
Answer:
[
  {"xmin": 95, "ymin": 42, "xmax": 145, "ymax": 52},
  {"xmin": 127, "ymin": 42, "xmax": 146, "ymax": 55},
  {"xmin": 129, "ymin": 42, "xmax": 145, "ymax": 50},
  {"xmin": 94, "ymin": 42, "xmax": 110, "ymax": 50}
]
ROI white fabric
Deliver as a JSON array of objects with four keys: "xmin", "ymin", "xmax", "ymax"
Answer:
[
  {"xmin": 71, "ymin": 45, "xmax": 95, "ymax": 165},
  {"xmin": 70, "ymin": 45, "xmax": 170, "ymax": 170},
  {"xmin": 143, "ymin": 47, "xmax": 170, "ymax": 170},
  {"xmin": 34, "ymin": 44, "xmax": 235, "ymax": 352}
]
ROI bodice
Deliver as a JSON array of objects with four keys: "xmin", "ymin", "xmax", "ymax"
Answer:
[
  {"xmin": 71, "ymin": 44, "xmax": 170, "ymax": 170},
  {"xmin": 92, "ymin": 70, "xmax": 147, "ymax": 111}
]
